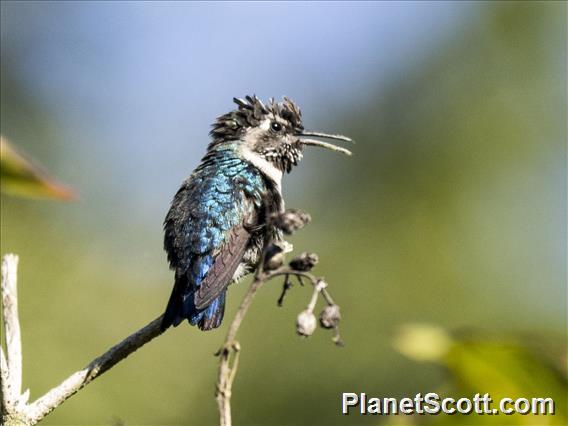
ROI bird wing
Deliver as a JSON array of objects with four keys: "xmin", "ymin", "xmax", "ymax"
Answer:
[
  {"xmin": 164, "ymin": 158, "xmax": 264, "ymax": 311},
  {"xmin": 193, "ymin": 222, "xmax": 250, "ymax": 309}
]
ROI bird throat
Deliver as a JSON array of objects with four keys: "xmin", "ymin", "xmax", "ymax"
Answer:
[{"xmin": 239, "ymin": 145, "xmax": 283, "ymax": 194}]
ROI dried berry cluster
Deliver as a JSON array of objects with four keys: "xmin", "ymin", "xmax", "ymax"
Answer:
[
  {"xmin": 263, "ymin": 209, "xmax": 343, "ymax": 346},
  {"xmin": 295, "ymin": 279, "xmax": 342, "ymax": 346},
  {"xmin": 273, "ymin": 209, "xmax": 311, "ymax": 235}
]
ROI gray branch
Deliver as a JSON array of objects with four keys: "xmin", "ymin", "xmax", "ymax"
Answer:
[
  {"xmin": 0, "ymin": 254, "xmax": 166, "ymax": 425},
  {"xmin": 2, "ymin": 254, "xmax": 22, "ymax": 401},
  {"xmin": 1, "ymin": 254, "xmax": 27, "ymax": 424}
]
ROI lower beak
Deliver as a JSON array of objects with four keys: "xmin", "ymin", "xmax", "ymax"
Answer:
[{"xmin": 297, "ymin": 131, "xmax": 353, "ymax": 156}]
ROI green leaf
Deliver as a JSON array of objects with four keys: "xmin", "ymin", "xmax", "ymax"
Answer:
[
  {"xmin": 443, "ymin": 340, "xmax": 566, "ymax": 425},
  {"xmin": 393, "ymin": 325, "xmax": 567, "ymax": 425},
  {"xmin": 1, "ymin": 136, "xmax": 76, "ymax": 200}
]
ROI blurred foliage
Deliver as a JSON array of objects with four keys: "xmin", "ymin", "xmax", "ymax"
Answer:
[
  {"xmin": 1, "ymin": 136, "xmax": 75, "ymax": 200},
  {"xmin": 0, "ymin": 2, "xmax": 566, "ymax": 425},
  {"xmin": 391, "ymin": 324, "xmax": 566, "ymax": 425}
]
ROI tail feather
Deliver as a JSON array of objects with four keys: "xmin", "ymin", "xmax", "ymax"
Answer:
[
  {"xmin": 198, "ymin": 292, "xmax": 226, "ymax": 331},
  {"xmin": 162, "ymin": 274, "xmax": 226, "ymax": 331},
  {"xmin": 161, "ymin": 275, "xmax": 186, "ymax": 330}
]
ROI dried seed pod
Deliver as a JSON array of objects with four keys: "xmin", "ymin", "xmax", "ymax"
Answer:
[
  {"xmin": 319, "ymin": 304, "xmax": 341, "ymax": 329},
  {"xmin": 263, "ymin": 240, "xmax": 293, "ymax": 271},
  {"xmin": 289, "ymin": 252, "xmax": 319, "ymax": 272},
  {"xmin": 264, "ymin": 244, "xmax": 285, "ymax": 271},
  {"xmin": 296, "ymin": 309, "xmax": 317, "ymax": 337},
  {"xmin": 273, "ymin": 209, "xmax": 311, "ymax": 235}
]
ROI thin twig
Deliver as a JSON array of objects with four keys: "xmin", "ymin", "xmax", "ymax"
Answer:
[
  {"xmin": 306, "ymin": 280, "xmax": 324, "ymax": 312},
  {"xmin": 277, "ymin": 274, "xmax": 292, "ymax": 307},
  {"xmin": 321, "ymin": 288, "xmax": 336, "ymax": 306},
  {"xmin": 25, "ymin": 315, "xmax": 165, "ymax": 424},
  {"xmin": 216, "ymin": 231, "xmax": 271, "ymax": 426},
  {"xmin": 215, "ymin": 276, "xmax": 264, "ymax": 426},
  {"xmin": 214, "ymin": 261, "xmax": 333, "ymax": 426}
]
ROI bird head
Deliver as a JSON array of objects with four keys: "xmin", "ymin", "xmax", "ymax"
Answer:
[{"xmin": 209, "ymin": 95, "xmax": 352, "ymax": 174}]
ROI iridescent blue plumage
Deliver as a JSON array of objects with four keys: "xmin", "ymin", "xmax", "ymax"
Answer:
[{"xmin": 162, "ymin": 144, "xmax": 269, "ymax": 330}]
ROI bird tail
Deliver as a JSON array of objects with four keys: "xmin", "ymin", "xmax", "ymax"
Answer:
[
  {"xmin": 161, "ymin": 274, "xmax": 226, "ymax": 331},
  {"xmin": 161, "ymin": 274, "xmax": 186, "ymax": 330},
  {"xmin": 197, "ymin": 291, "xmax": 226, "ymax": 331}
]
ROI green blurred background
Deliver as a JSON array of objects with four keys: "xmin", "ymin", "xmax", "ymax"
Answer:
[{"xmin": 1, "ymin": 1, "xmax": 566, "ymax": 425}]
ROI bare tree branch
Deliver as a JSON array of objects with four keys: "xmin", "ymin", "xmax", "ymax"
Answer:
[
  {"xmin": 25, "ymin": 315, "xmax": 165, "ymax": 424},
  {"xmin": 1, "ymin": 254, "xmax": 27, "ymax": 425},
  {"xmin": 1, "ymin": 332, "xmax": 12, "ymax": 417},
  {"xmin": 1, "ymin": 254, "xmax": 22, "ymax": 402},
  {"xmin": 216, "ymin": 274, "xmax": 263, "ymax": 426},
  {"xmin": 0, "ymin": 254, "xmax": 166, "ymax": 425}
]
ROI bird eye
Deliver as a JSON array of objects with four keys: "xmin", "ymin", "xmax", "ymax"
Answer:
[{"xmin": 270, "ymin": 121, "xmax": 283, "ymax": 132}]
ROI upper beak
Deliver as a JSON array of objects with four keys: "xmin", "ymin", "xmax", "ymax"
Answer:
[{"xmin": 296, "ymin": 131, "xmax": 353, "ymax": 156}]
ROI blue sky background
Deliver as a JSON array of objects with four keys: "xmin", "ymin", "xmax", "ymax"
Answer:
[{"xmin": 1, "ymin": 1, "xmax": 479, "ymax": 221}]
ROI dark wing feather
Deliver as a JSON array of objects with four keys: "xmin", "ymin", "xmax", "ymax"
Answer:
[{"xmin": 194, "ymin": 222, "xmax": 250, "ymax": 310}]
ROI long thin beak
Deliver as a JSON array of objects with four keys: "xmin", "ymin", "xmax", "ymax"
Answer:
[
  {"xmin": 299, "ymin": 131, "xmax": 354, "ymax": 143},
  {"xmin": 297, "ymin": 131, "xmax": 353, "ymax": 156},
  {"xmin": 298, "ymin": 139, "xmax": 352, "ymax": 156}
]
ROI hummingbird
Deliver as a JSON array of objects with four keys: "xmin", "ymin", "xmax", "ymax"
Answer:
[{"xmin": 161, "ymin": 96, "xmax": 352, "ymax": 331}]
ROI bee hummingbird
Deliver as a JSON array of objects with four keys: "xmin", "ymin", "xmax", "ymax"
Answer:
[{"xmin": 161, "ymin": 96, "xmax": 352, "ymax": 331}]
